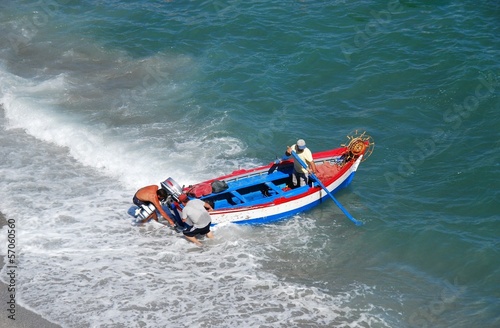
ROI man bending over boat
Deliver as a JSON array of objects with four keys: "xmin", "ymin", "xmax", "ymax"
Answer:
[
  {"xmin": 178, "ymin": 193, "xmax": 214, "ymax": 246},
  {"xmin": 133, "ymin": 185, "xmax": 176, "ymax": 227},
  {"xmin": 285, "ymin": 139, "xmax": 318, "ymax": 187}
]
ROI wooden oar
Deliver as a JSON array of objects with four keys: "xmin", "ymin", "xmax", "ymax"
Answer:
[{"xmin": 290, "ymin": 151, "xmax": 363, "ymax": 226}]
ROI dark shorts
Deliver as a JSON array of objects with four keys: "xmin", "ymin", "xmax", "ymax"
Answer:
[
  {"xmin": 133, "ymin": 195, "xmax": 148, "ymax": 207},
  {"xmin": 183, "ymin": 223, "xmax": 211, "ymax": 237}
]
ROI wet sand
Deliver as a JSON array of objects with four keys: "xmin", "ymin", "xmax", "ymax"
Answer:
[{"xmin": 1, "ymin": 212, "xmax": 62, "ymax": 328}]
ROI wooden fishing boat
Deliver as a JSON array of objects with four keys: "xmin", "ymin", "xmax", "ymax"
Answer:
[{"xmin": 129, "ymin": 132, "xmax": 374, "ymax": 227}]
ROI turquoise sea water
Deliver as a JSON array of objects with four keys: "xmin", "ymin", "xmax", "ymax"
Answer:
[{"xmin": 0, "ymin": 1, "xmax": 498, "ymax": 327}]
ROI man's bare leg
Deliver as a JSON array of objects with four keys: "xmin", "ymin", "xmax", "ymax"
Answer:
[{"xmin": 184, "ymin": 235, "xmax": 202, "ymax": 246}]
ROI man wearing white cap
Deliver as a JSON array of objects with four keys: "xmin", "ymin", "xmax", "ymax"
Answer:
[{"xmin": 285, "ymin": 139, "xmax": 318, "ymax": 187}]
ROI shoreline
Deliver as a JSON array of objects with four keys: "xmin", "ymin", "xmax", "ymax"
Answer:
[{"xmin": 1, "ymin": 212, "xmax": 62, "ymax": 328}]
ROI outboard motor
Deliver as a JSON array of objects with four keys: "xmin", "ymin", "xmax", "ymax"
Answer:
[
  {"xmin": 160, "ymin": 177, "xmax": 186, "ymax": 230},
  {"xmin": 161, "ymin": 177, "xmax": 183, "ymax": 201},
  {"xmin": 137, "ymin": 203, "xmax": 157, "ymax": 220}
]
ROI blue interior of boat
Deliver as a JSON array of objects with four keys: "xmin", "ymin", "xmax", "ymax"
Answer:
[
  {"xmin": 199, "ymin": 156, "xmax": 344, "ymax": 209},
  {"xmin": 200, "ymin": 164, "xmax": 293, "ymax": 208}
]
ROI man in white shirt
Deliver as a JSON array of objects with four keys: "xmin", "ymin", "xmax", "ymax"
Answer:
[{"xmin": 178, "ymin": 193, "xmax": 214, "ymax": 246}]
